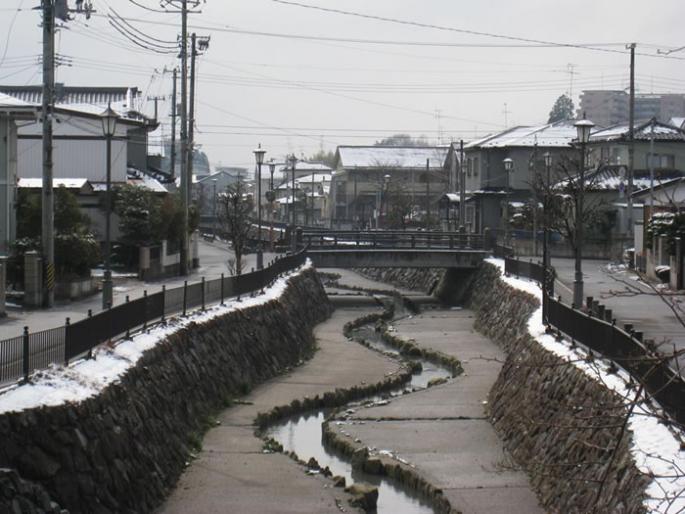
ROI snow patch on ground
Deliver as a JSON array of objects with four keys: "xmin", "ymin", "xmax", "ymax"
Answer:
[
  {"xmin": 0, "ymin": 261, "xmax": 312, "ymax": 415},
  {"xmin": 486, "ymin": 257, "xmax": 685, "ymax": 514}
]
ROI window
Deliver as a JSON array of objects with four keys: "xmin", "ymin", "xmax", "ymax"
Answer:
[
  {"xmin": 473, "ymin": 157, "xmax": 479, "ymax": 176},
  {"xmin": 466, "ymin": 158, "xmax": 472, "ymax": 176},
  {"xmin": 646, "ymin": 153, "xmax": 675, "ymax": 169}
]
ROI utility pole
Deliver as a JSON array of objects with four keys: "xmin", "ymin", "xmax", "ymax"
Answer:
[
  {"xmin": 179, "ymin": 0, "xmax": 189, "ymax": 276},
  {"xmin": 425, "ymin": 158, "xmax": 430, "ymax": 229},
  {"xmin": 147, "ymin": 95, "xmax": 164, "ymax": 122},
  {"xmin": 627, "ymin": 43, "xmax": 636, "ymax": 240},
  {"xmin": 459, "ymin": 140, "xmax": 466, "ymax": 231},
  {"xmin": 187, "ymin": 33, "xmax": 197, "ymax": 211},
  {"xmin": 170, "ymin": 68, "xmax": 177, "ymax": 180},
  {"xmin": 41, "ymin": 0, "xmax": 56, "ymax": 307}
]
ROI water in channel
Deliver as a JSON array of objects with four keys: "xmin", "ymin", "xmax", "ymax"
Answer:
[{"xmin": 265, "ymin": 296, "xmax": 452, "ymax": 514}]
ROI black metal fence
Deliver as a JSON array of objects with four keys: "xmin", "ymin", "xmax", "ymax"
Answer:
[
  {"xmin": 0, "ymin": 251, "xmax": 308, "ymax": 390},
  {"xmin": 504, "ymin": 256, "xmax": 685, "ymax": 425}
]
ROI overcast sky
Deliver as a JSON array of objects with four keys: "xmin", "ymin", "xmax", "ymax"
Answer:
[{"xmin": 1, "ymin": 0, "xmax": 684, "ymax": 171}]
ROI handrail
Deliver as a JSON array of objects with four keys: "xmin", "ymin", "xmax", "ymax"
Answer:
[
  {"xmin": 503, "ymin": 256, "xmax": 685, "ymax": 425},
  {"xmin": 0, "ymin": 251, "xmax": 308, "ymax": 391}
]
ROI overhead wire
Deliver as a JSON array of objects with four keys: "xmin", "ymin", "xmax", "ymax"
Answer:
[{"xmin": 270, "ymin": 0, "xmax": 685, "ymax": 61}]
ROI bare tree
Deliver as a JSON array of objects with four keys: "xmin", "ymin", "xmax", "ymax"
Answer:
[
  {"xmin": 532, "ymin": 153, "xmax": 610, "ymax": 251},
  {"xmin": 217, "ymin": 181, "xmax": 253, "ymax": 275}
]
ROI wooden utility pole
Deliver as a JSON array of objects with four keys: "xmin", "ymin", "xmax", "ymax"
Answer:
[
  {"xmin": 627, "ymin": 43, "xmax": 636, "ymax": 239},
  {"xmin": 41, "ymin": 0, "xmax": 56, "ymax": 307}
]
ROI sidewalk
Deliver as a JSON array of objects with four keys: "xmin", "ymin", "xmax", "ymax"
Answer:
[
  {"xmin": 0, "ymin": 241, "xmax": 275, "ymax": 340},
  {"xmin": 550, "ymin": 257, "xmax": 685, "ymax": 371}
]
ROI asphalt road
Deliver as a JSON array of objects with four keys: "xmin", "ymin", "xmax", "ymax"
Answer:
[
  {"xmin": 0, "ymin": 241, "xmax": 276, "ymax": 340},
  {"xmin": 550, "ymin": 257, "xmax": 685, "ymax": 371}
]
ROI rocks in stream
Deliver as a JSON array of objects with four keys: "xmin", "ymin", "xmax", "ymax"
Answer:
[{"xmin": 345, "ymin": 483, "xmax": 379, "ymax": 512}]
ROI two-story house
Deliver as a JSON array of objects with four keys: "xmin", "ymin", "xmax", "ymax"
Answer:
[
  {"xmin": 330, "ymin": 146, "xmax": 449, "ymax": 229},
  {"xmin": 458, "ymin": 121, "xmax": 577, "ymax": 235}
]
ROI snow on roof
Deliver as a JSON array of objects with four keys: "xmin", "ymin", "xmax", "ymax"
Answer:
[
  {"xmin": 669, "ymin": 117, "xmax": 685, "ymax": 129},
  {"xmin": 466, "ymin": 121, "xmax": 578, "ymax": 149},
  {"xmin": 295, "ymin": 173, "xmax": 332, "ymax": 184},
  {"xmin": 590, "ymin": 119, "xmax": 685, "ymax": 142},
  {"xmin": 0, "ymin": 92, "xmax": 32, "ymax": 107},
  {"xmin": 18, "ymin": 178, "xmax": 89, "ymax": 189},
  {"xmin": 290, "ymin": 161, "xmax": 332, "ymax": 172},
  {"xmin": 337, "ymin": 146, "xmax": 449, "ymax": 169},
  {"xmin": 127, "ymin": 174, "xmax": 169, "ymax": 194}
]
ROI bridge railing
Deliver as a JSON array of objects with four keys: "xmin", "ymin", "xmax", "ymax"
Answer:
[
  {"xmin": 504, "ymin": 256, "xmax": 685, "ymax": 425},
  {"xmin": 301, "ymin": 230, "xmax": 484, "ymax": 250}
]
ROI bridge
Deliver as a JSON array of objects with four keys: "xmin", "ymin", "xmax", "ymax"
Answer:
[{"xmin": 299, "ymin": 230, "xmax": 487, "ymax": 268}]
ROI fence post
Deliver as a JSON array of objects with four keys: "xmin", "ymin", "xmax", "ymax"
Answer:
[
  {"xmin": 125, "ymin": 296, "xmax": 131, "ymax": 339},
  {"xmin": 143, "ymin": 291, "xmax": 148, "ymax": 331},
  {"xmin": 201, "ymin": 277, "xmax": 206, "ymax": 311},
  {"xmin": 64, "ymin": 317, "xmax": 70, "ymax": 366},
  {"xmin": 87, "ymin": 310, "xmax": 93, "ymax": 359},
  {"xmin": 183, "ymin": 280, "xmax": 188, "ymax": 317},
  {"xmin": 220, "ymin": 273, "xmax": 225, "ymax": 305},
  {"xmin": 161, "ymin": 285, "xmax": 166, "ymax": 323},
  {"xmin": 22, "ymin": 326, "xmax": 29, "ymax": 383}
]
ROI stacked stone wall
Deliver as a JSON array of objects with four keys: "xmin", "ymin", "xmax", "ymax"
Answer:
[
  {"xmin": 362, "ymin": 262, "xmax": 649, "ymax": 513},
  {"xmin": 0, "ymin": 269, "xmax": 330, "ymax": 514}
]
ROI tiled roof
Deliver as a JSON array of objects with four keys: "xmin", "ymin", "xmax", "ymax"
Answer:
[
  {"xmin": 0, "ymin": 85, "xmax": 137, "ymax": 107},
  {"xmin": 590, "ymin": 119, "xmax": 685, "ymax": 142}
]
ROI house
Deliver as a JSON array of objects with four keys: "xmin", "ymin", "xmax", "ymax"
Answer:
[
  {"xmin": 330, "ymin": 146, "xmax": 449, "ymax": 229},
  {"xmin": 194, "ymin": 170, "xmax": 249, "ymax": 233},
  {"xmin": 0, "ymin": 88, "xmax": 159, "ymax": 248},
  {"xmin": 0, "ymin": 96, "xmax": 31, "ymax": 254},
  {"xmin": 271, "ymin": 161, "xmax": 333, "ymax": 226},
  {"xmin": 460, "ymin": 121, "xmax": 577, "ymax": 236},
  {"xmin": 587, "ymin": 119, "xmax": 685, "ymax": 236}
]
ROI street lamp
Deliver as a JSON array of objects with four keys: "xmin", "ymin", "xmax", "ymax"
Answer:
[
  {"xmin": 503, "ymin": 157, "xmax": 514, "ymax": 248},
  {"xmin": 288, "ymin": 155, "xmax": 298, "ymax": 252},
  {"xmin": 382, "ymin": 174, "xmax": 391, "ymax": 228},
  {"xmin": 573, "ymin": 118, "xmax": 595, "ymax": 308},
  {"xmin": 253, "ymin": 143, "xmax": 266, "ymax": 269},
  {"xmin": 100, "ymin": 103, "xmax": 118, "ymax": 310},
  {"xmin": 268, "ymin": 158, "xmax": 276, "ymax": 191}
]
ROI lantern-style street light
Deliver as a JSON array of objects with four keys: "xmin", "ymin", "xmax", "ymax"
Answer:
[
  {"xmin": 253, "ymin": 143, "xmax": 266, "ymax": 269},
  {"xmin": 573, "ymin": 118, "xmax": 595, "ymax": 308},
  {"xmin": 100, "ymin": 103, "xmax": 119, "ymax": 309}
]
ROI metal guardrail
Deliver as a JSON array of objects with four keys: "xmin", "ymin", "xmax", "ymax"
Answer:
[
  {"xmin": 0, "ymin": 251, "xmax": 308, "ymax": 390},
  {"xmin": 301, "ymin": 230, "xmax": 484, "ymax": 250},
  {"xmin": 504, "ymin": 256, "xmax": 685, "ymax": 425}
]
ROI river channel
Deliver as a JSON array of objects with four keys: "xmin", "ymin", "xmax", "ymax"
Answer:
[{"xmin": 265, "ymin": 293, "xmax": 454, "ymax": 514}]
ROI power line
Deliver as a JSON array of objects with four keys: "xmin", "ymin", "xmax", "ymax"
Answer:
[{"xmin": 270, "ymin": 0, "xmax": 685, "ymax": 61}]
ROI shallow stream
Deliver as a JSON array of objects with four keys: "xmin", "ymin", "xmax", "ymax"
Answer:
[{"xmin": 265, "ymin": 295, "xmax": 452, "ymax": 514}]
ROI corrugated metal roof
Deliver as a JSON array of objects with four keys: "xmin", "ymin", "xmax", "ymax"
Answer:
[{"xmin": 337, "ymin": 146, "xmax": 449, "ymax": 168}]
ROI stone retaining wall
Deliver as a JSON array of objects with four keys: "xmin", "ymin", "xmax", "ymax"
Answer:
[
  {"xmin": 464, "ymin": 263, "xmax": 648, "ymax": 513},
  {"xmin": 0, "ymin": 268, "xmax": 331, "ymax": 514},
  {"xmin": 354, "ymin": 267, "xmax": 445, "ymax": 294},
  {"xmin": 361, "ymin": 262, "xmax": 649, "ymax": 513}
]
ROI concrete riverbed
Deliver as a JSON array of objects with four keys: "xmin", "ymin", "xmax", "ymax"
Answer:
[{"xmin": 160, "ymin": 269, "xmax": 542, "ymax": 513}]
